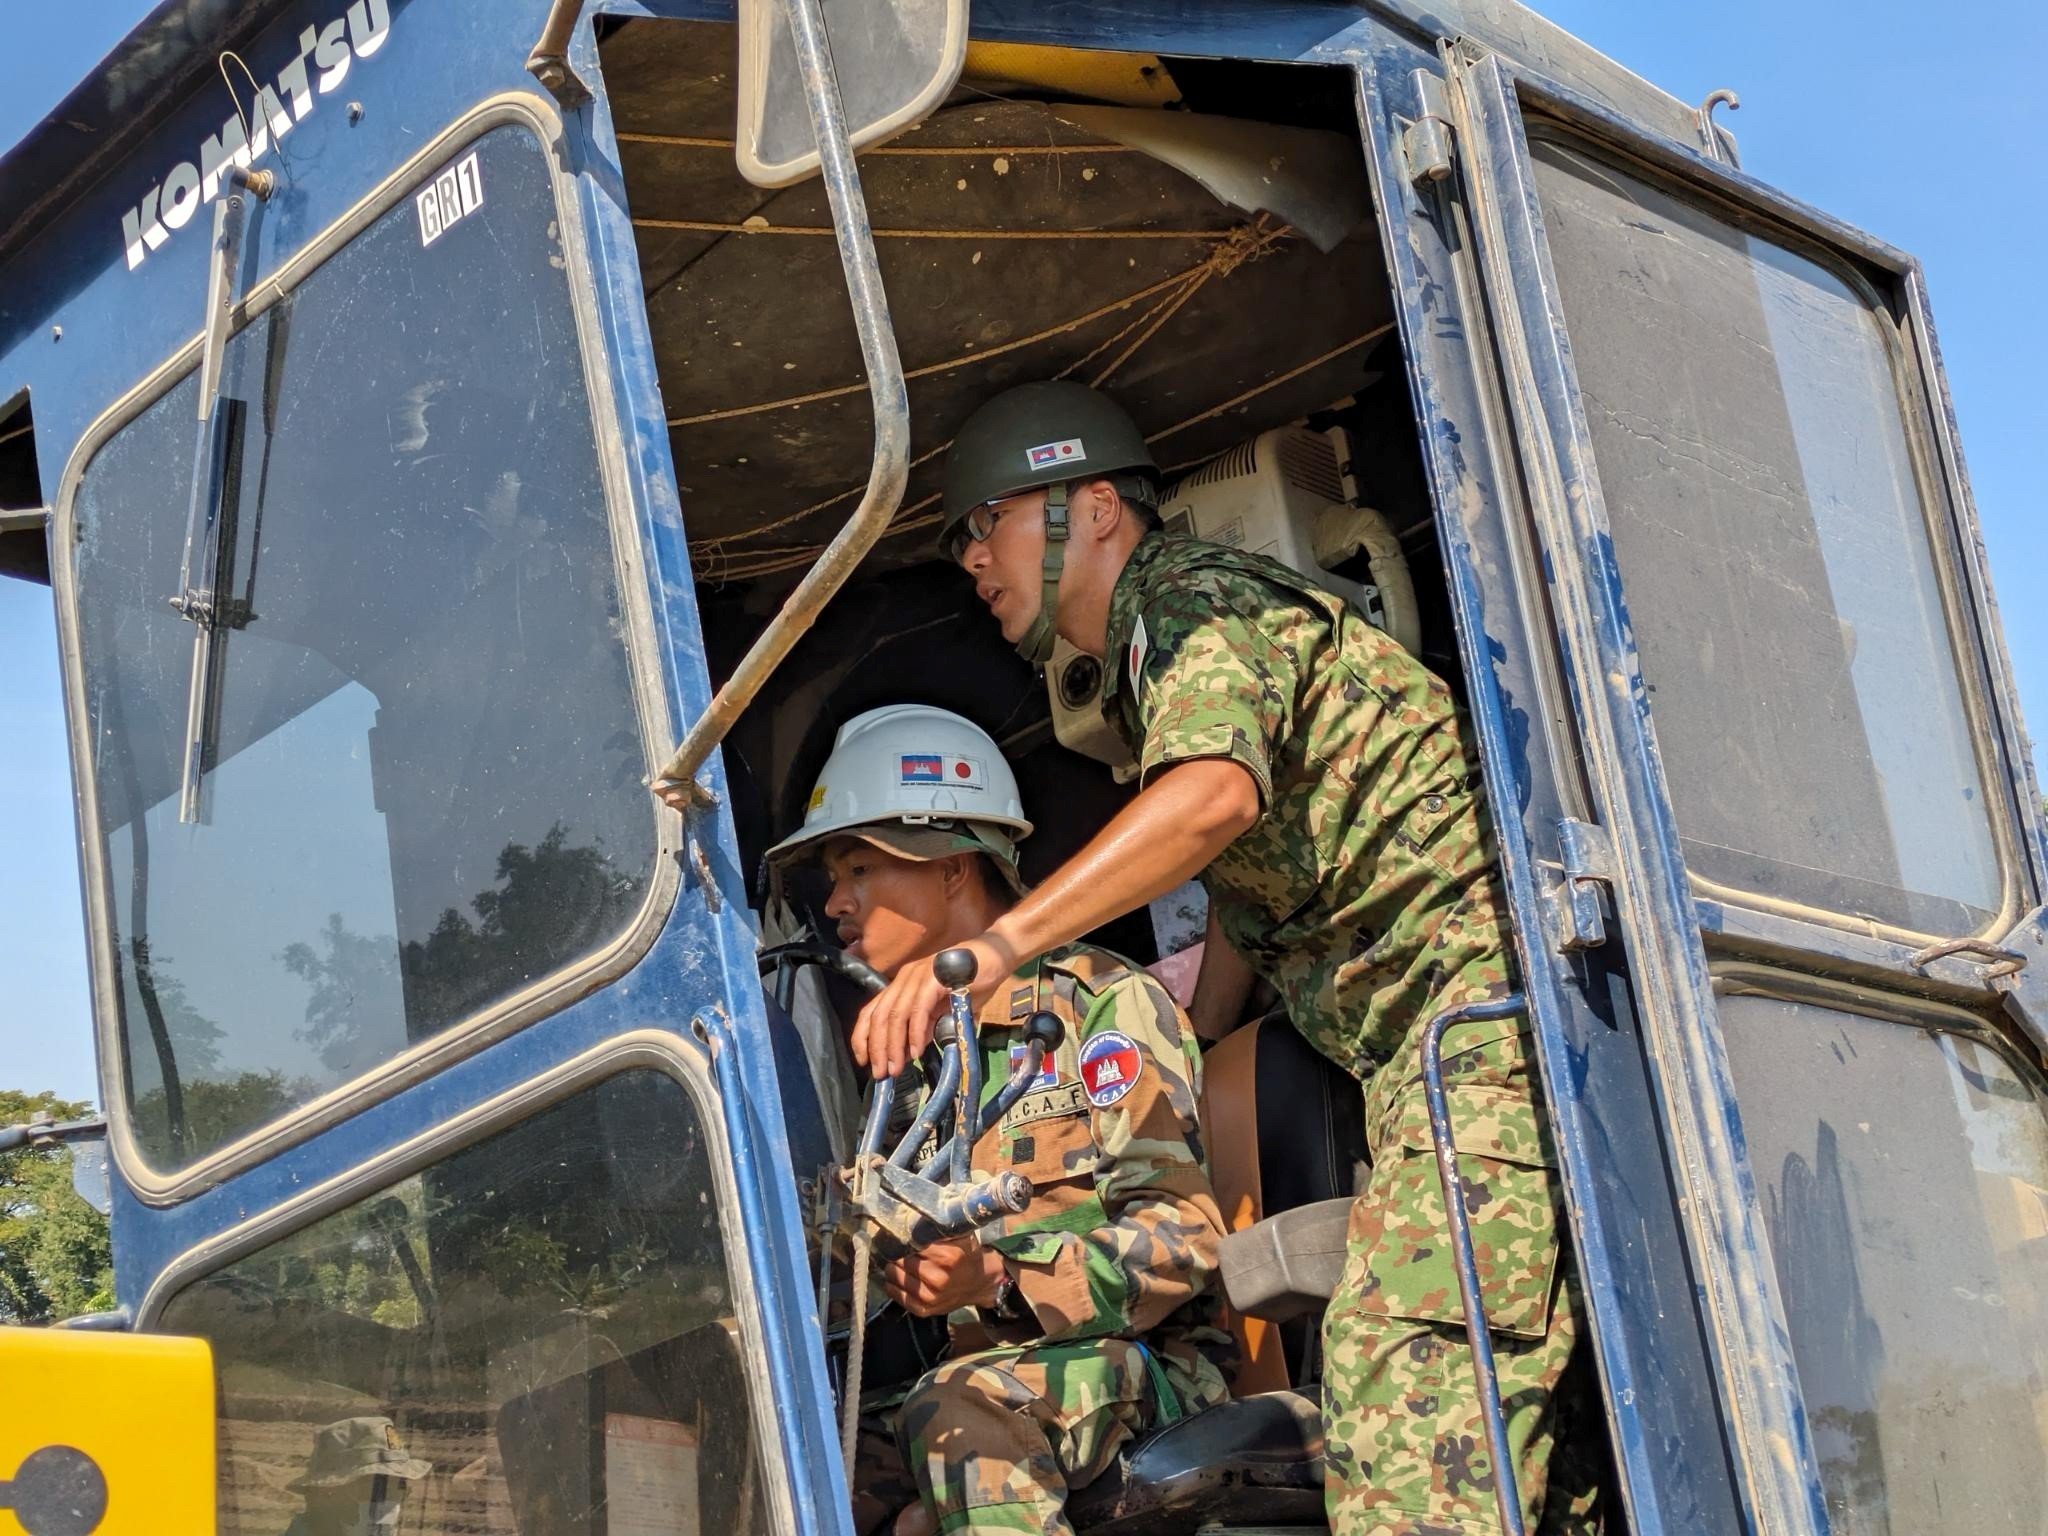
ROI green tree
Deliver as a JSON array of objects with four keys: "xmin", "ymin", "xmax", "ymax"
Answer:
[{"xmin": 0, "ymin": 1089, "xmax": 115, "ymax": 1324}]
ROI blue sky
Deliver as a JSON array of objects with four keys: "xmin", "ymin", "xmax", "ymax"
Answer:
[{"xmin": 2, "ymin": 2, "xmax": 2042, "ymax": 1106}]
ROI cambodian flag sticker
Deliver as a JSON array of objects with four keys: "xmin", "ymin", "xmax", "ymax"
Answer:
[
  {"xmin": 900, "ymin": 754, "xmax": 945, "ymax": 783},
  {"xmin": 1010, "ymin": 1041, "xmax": 1059, "ymax": 1090},
  {"xmin": 1078, "ymin": 1030, "xmax": 1143, "ymax": 1108},
  {"xmin": 1025, "ymin": 437, "xmax": 1086, "ymax": 470}
]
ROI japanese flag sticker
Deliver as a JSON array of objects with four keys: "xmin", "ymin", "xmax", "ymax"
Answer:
[{"xmin": 1079, "ymin": 1030, "xmax": 1143, "ymax": 1108}]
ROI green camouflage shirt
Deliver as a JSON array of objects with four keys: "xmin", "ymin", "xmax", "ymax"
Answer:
[{"xmin": 1100, "ymin": 534, "xmax": 1517, "ymax": 1112}]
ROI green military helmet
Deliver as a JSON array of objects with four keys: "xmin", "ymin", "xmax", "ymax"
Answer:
[{"xmin": 940, "ymin": 382, "xmax": 1159, "ymax": 666}]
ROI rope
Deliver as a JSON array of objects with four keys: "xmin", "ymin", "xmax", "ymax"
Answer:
[
  {"xmin": 1085, "ymin": 218, "xmax": 1286, "ymax": 387},
  {"xmin": 618, "ymin": 131, "xmax": 1133, "ymax": 157},
  {"xmin": 699, "ymin": 320, "xmax": 1394, "ymax": 583},
  {"xmin": 668, "ymin": 262, "xmax": 1226, "ymax": 428},
  {"xmin": 1142, "ymin": 321, "xmax": 1397, "ymax": 444},
  {"xmin": 682, "ymin": 218, "xmax": 1302, "ymax": 580},
  {"xmin": 841, "ymin": 1229, "xmax": 874, "ymax": 1484},
  {"xmin": 633, "ymin": 216, "xmax": 1237, "ymax": 241}
]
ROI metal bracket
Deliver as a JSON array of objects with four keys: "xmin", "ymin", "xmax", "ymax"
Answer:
[
  {"xmin": 1551, "ymin": 817, "xmax": 1615, "ymax": 952},
  {"xmin": 1695, "ymin": 88, "xmax": 1742, "ymax": 168},
  {"xmin": 525, "ymin": 0, "xmax": 593, "ymax": 111},
  {"xmin": 0, "ymin": 1113, "xmax": 108, "ymax": 1155},
  {"xmin": 1908, "ymin": 910, "xmax": 2045, "ymax": 1059},
  {"xmin": 1401, "ymin": 69, "xmax": 1455, "ymax": 189},
  {"xmin": 1986, "ymin": 907, "xmax": 2046, "ymax": 1058}
]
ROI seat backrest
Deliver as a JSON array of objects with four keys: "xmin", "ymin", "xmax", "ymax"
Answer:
[{"xmin": 1199, "ymin": 1014, "xmax": 1368, "ymax": 1395}]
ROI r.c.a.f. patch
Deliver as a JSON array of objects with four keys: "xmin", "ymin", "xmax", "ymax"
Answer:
[{"xmin": 1078, "ymin": 1030, "xmax": 1143, "ymax": 1108}]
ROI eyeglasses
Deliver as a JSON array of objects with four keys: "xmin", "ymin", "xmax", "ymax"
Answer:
[{"xmin": 944, "ymin": 498, "xmax": 1021, "ymax": 564}]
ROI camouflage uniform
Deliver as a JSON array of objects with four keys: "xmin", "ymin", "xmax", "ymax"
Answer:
[
  {"xmin": 1100, "ymin": 534, "xmax": 1601, "ymax": 1534},
  {"xmin": 855, "ymin": 942, "xmax": 1235, "ymax": 1536}
]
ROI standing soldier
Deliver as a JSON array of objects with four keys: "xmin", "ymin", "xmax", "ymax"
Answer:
[
  {"xmin": 852, "ymin": 384, "xmax": 1602, "ymax": 1533},
  {"xmin": 770, "ymin": 704, "xmax": 1235, "ymax": 1536}
]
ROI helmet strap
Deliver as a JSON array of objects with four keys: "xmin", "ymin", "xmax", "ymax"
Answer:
[{"xmin": 1014, "ymin": 481, "xmax": 1068, "ymax": 667}]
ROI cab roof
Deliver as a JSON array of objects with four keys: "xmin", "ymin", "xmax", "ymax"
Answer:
[{"xmin": 0, "ymin": 0, "xmax": 1698, "ymax": 276}]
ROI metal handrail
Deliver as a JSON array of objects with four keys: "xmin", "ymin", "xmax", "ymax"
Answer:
[
  {"xmin": 1419, "ymin": 991, "xmax": 1532, "ymax": 1536},
  {"xmin": 654, "ymin": 0, "xmax": 912, "ymax": 805}
]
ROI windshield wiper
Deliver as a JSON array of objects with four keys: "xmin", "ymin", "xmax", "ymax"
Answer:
[{"xmin": 170, "ymin": 180, "xmax": 268, "ymax": 824}]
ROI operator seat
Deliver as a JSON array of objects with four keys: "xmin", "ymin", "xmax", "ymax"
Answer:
[{"xmin": 1067, "ymin": 1015, "xmax": 1368, "ymax": 1534}]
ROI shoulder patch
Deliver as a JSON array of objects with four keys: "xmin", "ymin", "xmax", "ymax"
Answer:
[
  {"xmin": 1079, "ymin": 1030, "xmax": 1144, "ymax": 1108},
  {"xmin": 1126, "ymin": 613, "xmax": 1149, "ymax": 698}
]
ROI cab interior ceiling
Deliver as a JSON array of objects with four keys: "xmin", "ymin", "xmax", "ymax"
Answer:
[
  {"xmin": 598, "ymin": 21, "xmax": 1451, "ymax": 937},
  {"xmin": 0, "ymin": 394, "xmax": 46, "ymax": 584}
]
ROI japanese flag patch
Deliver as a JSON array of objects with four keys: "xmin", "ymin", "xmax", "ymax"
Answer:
[
  {"xmin": 1025, "ymin": 437, "xmax": 1086, "ymax": 471},
  {"xmin": 1126, "ymin": 614, "xmax": 1149, "ymax": 699},
  {"xmin": 1078, "ymin": 1030, "xmax": 1143, "ymax": 1108}
]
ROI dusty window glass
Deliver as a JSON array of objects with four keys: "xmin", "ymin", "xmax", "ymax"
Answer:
[
  {"xmin": 158, "ymin": 1070, "xmax": 772, "ymax": 1535},
  {"xmin": 1528, "ymin": 137, "xmax": 2000, "ymax": 935},
  {"xmin": 1720, "ymin": 992, "xmax": 2048, "ymax": 1534},
  {"xmin": 70, "ymin": 125, "xmax": 656, "ymax": 1172}
]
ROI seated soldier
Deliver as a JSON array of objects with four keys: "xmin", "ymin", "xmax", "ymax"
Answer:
[{"xmin": 769, "ymin": 703, "xmax": 1234, "ymax": 1536}]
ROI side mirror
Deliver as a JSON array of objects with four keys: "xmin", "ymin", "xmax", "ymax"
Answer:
[{"xmin": 735, "ymin": 0, "xmax": 968, "ymax": 188}]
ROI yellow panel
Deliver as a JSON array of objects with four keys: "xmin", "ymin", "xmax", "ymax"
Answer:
[
  {"xmin": 963, "ymin": 41, "xmax": 1182, "ymax": 108},
  {"xmin": 0, "ymin": 1328, "xmax": 214, "ymax": 1536}
]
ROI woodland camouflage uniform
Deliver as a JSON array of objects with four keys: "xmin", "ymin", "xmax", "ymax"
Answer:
[
  {"xmin": 1100, "ymin": 533, "xmax": 1603, "ymax": 1535},
  {"xmin": 854, "ymin": 942, "xmax": 1235, "ymax": 1536}
]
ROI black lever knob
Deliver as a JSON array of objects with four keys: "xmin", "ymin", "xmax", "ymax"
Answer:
[
  {"xmin": 1021, "ymin": 1010, "xmax": 1064, "ymax": 1052},
  {"xmin": 933, "ymin": 947, "xmax": 978, "ymax": 990}
]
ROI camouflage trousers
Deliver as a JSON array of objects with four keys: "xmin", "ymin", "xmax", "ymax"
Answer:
[
  {"xmin": 853, "ymin": 1337, "xmax": 1226, "ymax": 1536},
  {"xmin": 1322, "ymin": 1023, "xmax": 1604, "ymax": 1535}
]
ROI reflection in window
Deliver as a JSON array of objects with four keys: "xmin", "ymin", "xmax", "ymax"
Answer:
[
  {"xmin": 71, "ymin": 126, "xmax": 656, "ymax": 1171},
  {"xmin": 158, "ymin": 1071, "xmax": 771, "ymax": 1535},
  {"xmin": 1529, "ymin": 138, "xmax": 2001, "ymax": 934},
  {"xmin": 1721, "ymin": 992, "xmax": 2048, "ymax": 1534}
]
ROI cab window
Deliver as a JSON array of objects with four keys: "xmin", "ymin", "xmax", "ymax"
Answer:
[
  {"xmin": 157, "ymin": 1069, "xmax": 771, "ymax": 1534},
  {"xmin": 68, "ymin": 124, "xmax": 658, "ymax": 1172},
  {"xmin": 1526, "ymin": 134, "xmax": 2003, "ymax": 935},
  {"xmin": 1719, "ymin": 989, "xmax": 2048, "ymax": 1534}
]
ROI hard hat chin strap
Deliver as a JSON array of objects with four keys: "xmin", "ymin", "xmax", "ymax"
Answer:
[{"xmin": 1014, "ymin": 482, "xmax": 1068, "ymax": 667}]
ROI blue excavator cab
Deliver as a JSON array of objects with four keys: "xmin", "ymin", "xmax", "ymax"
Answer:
[{"xmin": 2, "ymin": 4, "xmax": 2044, "ymax": 1535}]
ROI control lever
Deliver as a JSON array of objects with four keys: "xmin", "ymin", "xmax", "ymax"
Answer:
[
  {"xmin": 836, "ymin": 947, "xmax": 1035, "ymax": 1254},
  {"xmin": 933, "ymin": 947, "xmax": 980, "ymax": 1190},
  {"xmin": 930, "ymin": 1009, "xmax": 1063, "ymax": 1171}
]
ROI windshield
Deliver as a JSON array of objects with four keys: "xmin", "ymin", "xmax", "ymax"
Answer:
[{"xmin": 69, "ymin": 124, "xmax": 659, "ymax": 1173}]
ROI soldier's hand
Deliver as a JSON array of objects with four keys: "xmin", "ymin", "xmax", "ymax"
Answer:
[
  {"xmin": 851, "ymin": 933, "xmax": 1013, "ymax": 1079},
  {"xmin": 882, "ymin": 1239, "xmax": 1004, "ymax": 1317}
]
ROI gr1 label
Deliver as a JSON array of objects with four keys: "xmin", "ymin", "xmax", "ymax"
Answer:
[{"xmin": 417, "ymin": 150, "xmax": 483, "ymax": 246}]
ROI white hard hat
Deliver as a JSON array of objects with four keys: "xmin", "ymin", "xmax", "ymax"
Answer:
[{"xmin": 768, "ymin": 704, "xmax": 1032, "ymax": 878}]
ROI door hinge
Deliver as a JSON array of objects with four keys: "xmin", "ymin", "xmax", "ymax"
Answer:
[
  {"xmin": 1550, "ymin": 817, "xmax": 1615, "ymax": 952},
  {"xmin": 1401, "ymin": 69, "xmax": 1455, "ymax": 188}
]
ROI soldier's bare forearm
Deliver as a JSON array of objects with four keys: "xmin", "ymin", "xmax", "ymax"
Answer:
[{"xmin": 984, "ymin": 758, "xmax": 1259, "ymax": 970}]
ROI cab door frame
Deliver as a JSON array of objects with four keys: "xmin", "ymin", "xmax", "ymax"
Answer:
[
  {"xmin": 1363, "ymin": 37, "xmax": 2047, "ymax": 1536},
  {"xmin": 1354, "ymin": 41, "xmax": 1764, "ymax": 1535}
]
